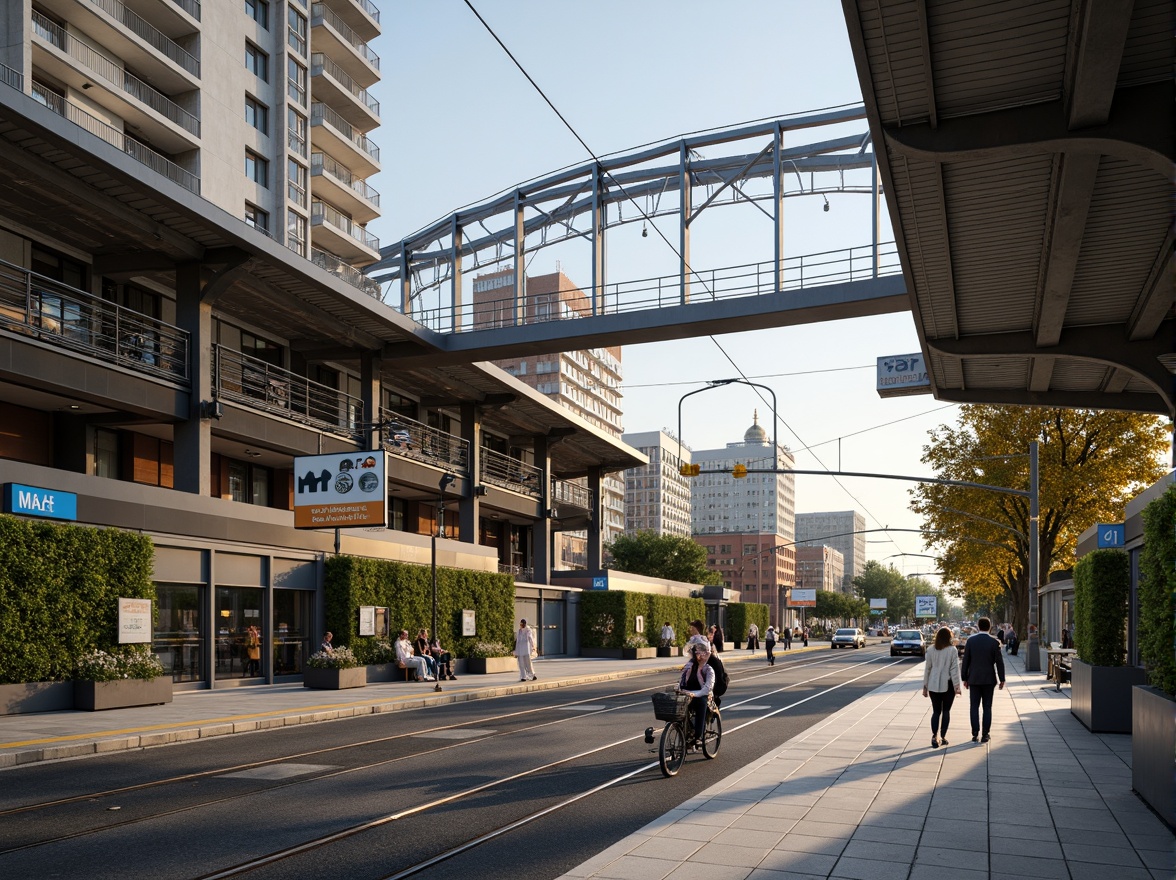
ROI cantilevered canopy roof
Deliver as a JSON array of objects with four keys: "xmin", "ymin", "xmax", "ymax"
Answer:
[{"xmin": 841, "ymin": 0, "xmax": 1174, "ymax": 416}]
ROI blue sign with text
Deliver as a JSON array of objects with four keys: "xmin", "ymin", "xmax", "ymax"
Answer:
[
  {"xmin": 1096, "ymin": 523, "xmax": 1125, "ymax": 548},
  {"xmin": 4, "ymin": 483, "xmax": 77, "ymax": 521},
  {"xmin": 591, "ymin": 576, "xmax": 607, "ymax": 590}
]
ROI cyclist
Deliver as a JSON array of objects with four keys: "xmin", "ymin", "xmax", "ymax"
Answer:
[{"xmin": 677, "ymin": 642, "xmax": 715, "ymax": 748}]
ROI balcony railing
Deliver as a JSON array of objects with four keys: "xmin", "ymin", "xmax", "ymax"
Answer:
[
  {"xmin": 32, "ymin": 11, "xmax": 200, "ymax": 136},
  {"xmin": 31, "ymin": 81, "xmax": 199, "ymax": 194},
  {"xmin": 310, "ymin": 53, "xmax": 379, "ymax": 116},
  {"xmin": 312, "ymin": 200, "xmax": 379, "ymax": 250},
  {"xmin": 310, "ymin": 247, "xmax": 381, "ymax": 298},
  {"xmin": 552, "ymin": 478, "xmax": 591, "ymax": 510},
  {"xmin": 379, "ymin": 410, "xmax": 470, "ymax": 473},
  {"xmin": 481, "ymin": 449, "xmax": 543, "ymax": 498},
  {"xmin": 311, "ymin": 3, "xmax": 379, "ymax": 70},
  {"xmin": 354, "ymin": 0, "xmax": 379, "ymax": 23},
  {"xmin": 170, "ymin": 0, "xmax": 200, "ymax": 20},
  {"xmin": 0, "ymin": 258, "xmax": 189, "ymax": 381},
  {"xmin": 311, "ymin": 102, "xmax": 379, "ymax": 162},
  {"xmin": 214, "ymin": 346, "xmax": 362, "ymax": 437},
  {"xmin": 498, "ymin": 564, "xmax": 535, "ymax": 583},
  {"xmin": 0, "ymin": 61, "xmax": 22, "ymax": 91},
  {"xmin": 311, "ymin": 152, "xmax": 379, "ymax": 206},
  {"xmin": 86, "ymin": 0, "xmax": 200, "ymax": 77}
]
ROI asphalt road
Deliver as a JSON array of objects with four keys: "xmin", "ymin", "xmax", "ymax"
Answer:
[{"xmin": 0, "ymin": 645, "xmax": 915, "ymax": 880}]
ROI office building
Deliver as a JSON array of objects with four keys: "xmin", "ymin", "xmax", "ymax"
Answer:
[
  {"xmin": 795, "ymin": 545, "xmax": 845, "ymax": 594},
  {"xmin": 795, "ymin": 510, "xmax": 866, "ymax": 593},
  {"xmin": 621, "ymin": 430, "xmax": 692, "ymax": 537}
]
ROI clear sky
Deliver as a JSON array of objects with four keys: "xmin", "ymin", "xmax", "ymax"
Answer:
[{"xmin": 367, "ymin": 1, "xmax": 962, "ymax": 577}]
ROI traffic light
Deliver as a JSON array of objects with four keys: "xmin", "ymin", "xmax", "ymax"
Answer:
[
  {"xmin": 679, "ymin": 463, "xmax": 701, "ymax": 477},
  {"xmin": 732, "ymin": 463, "xmax": 747, "ymax": 478}
]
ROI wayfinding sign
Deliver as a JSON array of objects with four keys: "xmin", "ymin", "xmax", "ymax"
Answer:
[
  {"xmin": 915, "ymin": 595, "xmax": 938, "ymax": 618},
  {"xmin": 293, "ymin": 451, "xmax": 386, "ymax": 529},
  {"xmin": 877, "ymin": 354, "xmax": 931, "ymax": 398},
  {"xmin": 1096, "ymin": 523, "xmax": 1125, "ymax": 548}
]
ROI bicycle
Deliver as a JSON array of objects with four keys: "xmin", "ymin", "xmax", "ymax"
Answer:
[{"xmin": 648, "ymin": 688, "xmax": 722, "ymax": 777}]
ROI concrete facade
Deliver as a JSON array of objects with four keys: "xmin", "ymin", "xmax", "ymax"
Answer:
[
  {"xmin": 795, "ymin": 510, "xmax": 866, "ymax": 593},
  {"xmin": 621, "ymin": 429, "xmax": 692, "ymax": 538}
]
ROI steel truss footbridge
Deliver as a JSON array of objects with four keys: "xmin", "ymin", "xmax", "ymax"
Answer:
[{"xmin": 367, "ymin": 106, "xmax": 909, "ymax": 366}]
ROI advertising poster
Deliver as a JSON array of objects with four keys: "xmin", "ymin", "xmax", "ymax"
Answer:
[
  {"xmin": 462, "ymin": 610, "xmax": 476, "ymax": 637},
  {"xmin": 118, "ymin": 597, "xmax": 153, "ymax": 644},
  {"xmin": 790, "ymin": 588, "xmax": 817, "ymax": 607},
  {"xmin": 358, "ymin": 606, "xmax": 376, "ymax": 637},
  {"xmin": 915, "ymin": 595, "xmax": 938, "ymax": 618},
  {"xmin": 869, "ymin": 598, "xmax": 887, "ymax": 615},
  {"xmin": 293, "ymin": 451, "xmax": 386, "ymax": 529}
]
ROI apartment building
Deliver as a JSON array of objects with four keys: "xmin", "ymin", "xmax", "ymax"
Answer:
[
  {"xmin": 621, "ymin": 430, "xmax": 692, "ymax": 537},
  {"xmin": 795, "ymin": 510, "xmax": 866, "ymax": 593},
  {"xmin": 0, "ymin": 5, "xmax": 643, "ymax": 689},
  {"xmin": 795, "ymin": 545, "xmax": 845, "ymax": 593}
]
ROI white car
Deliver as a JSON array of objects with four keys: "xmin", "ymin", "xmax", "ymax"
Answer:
[{"xmin": 831, "ymin": 627, "xmax": 866, "ymax": 649}]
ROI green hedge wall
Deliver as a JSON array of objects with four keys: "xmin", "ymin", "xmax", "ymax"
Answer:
[
  {"xmin": 1073, "ymin": 548, "xmax": 1129, "ymax": 667},
  {"xmin": 0, "ymin": 514, "xmax": 155, "ymax": 684},
  {"xmin": 1139, "ymin": 485, "xmax": 1176, "ymax": 696},
  {"xmin": 579, "ymin": 590, "xmax": 705, "ymax": 648},
  {"xmin": 323, "ymin": 555, "xmax": 515, "ymax": 661},
  {"xmin": 726, "ymin": 603, "xmax": 769, "ymax": 643}
]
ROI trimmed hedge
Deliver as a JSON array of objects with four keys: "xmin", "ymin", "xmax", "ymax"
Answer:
[
  {"xmin": 579, "ymin": 590, "xmax": 705, "ymax": 649},
  {"xmin": 1073, "ymin": 548, "xmax": 1129, "ymax": 667},
  {"xmin": 1139, "ymin": 485, "xmax": 1176, "ymax": 696},
  {"xmin": 726, "ymin": 603, "xmax": 769, "ymax": 644},
  {"xmin": 323, "ymin": 555, "xmax": 515, "ymax": 661},
  {"xmin": 0, "ymin": 514, "xmax": 155, "ymax": 684}
]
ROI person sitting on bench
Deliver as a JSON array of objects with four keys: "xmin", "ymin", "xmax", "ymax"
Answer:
[{"xmin": 395, "ymin": 629, "xmax": 433, "ymax": 681}]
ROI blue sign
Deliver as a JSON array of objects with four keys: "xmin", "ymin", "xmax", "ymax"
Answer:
[
  {"xmin": 4, "ymin": 483, "xmax": 77, "ymax": 521},
  {"xmin": 1096, "ymin": 523, "xmax": 1125, "ymax": 548},
  {"xmin": 591, "ymin": 576, "xmax": 607, "ymax": 590}
]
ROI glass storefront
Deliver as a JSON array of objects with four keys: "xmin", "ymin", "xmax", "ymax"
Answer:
[
  {"xmin": 214, "ymin": 586, "xmax": 263, "ymax": 681},
  {"xmin": 155, "ymin": 583, "xmax": 203, "ymax": 683},
  {"xmin": 273, "ymin": 589, "xmax": 312, "ymax": 676}
]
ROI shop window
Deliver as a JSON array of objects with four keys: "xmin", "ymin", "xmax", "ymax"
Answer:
[
  {"xmin": 155, "ymin": 584, "xmax": 203, "ymax": 683},
  {"xmin": 273, "ymin": 589, "xmax": 312, "ymax": 676},
  {"xmin": 215, "ymin": 586, "xmax": 262, "ymax": 681}
]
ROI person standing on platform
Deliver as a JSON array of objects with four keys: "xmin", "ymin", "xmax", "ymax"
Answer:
[
  {"xmin": 764, "ymin": 625, "xmax": 777, "ymax": 665},
  {"xmin": 961, "ymin": 617, "xmax": 1005, "ymax": 743},
  {"xmin": 782, "ymin": 625, "xmax": 792, "ymax": 651},
  {"xmin": 923, "ymin": 626, "xmax": 962, "ymax": 747},
  {"xmin": 514, "ymin": 619, "xmax": 537, "ymax": 682}
]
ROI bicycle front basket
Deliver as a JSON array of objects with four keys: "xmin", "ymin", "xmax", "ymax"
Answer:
[{"xmin": 652, "ymin": 690, "xmax": 692, "ymax": 722}]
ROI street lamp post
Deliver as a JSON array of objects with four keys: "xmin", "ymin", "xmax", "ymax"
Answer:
[{"xmin": 431, "ymin": 473, "xmax": 456, "ymax": 693}]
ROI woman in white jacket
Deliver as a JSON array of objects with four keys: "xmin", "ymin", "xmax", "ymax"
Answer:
[{"xmin": 922, "ymin": 626, "xmax": 962, "ymax": 748}]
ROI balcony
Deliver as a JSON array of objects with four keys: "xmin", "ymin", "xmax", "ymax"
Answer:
[
  {"xmin": 31, "ymin": 11, "xmax": 200, "ymax": 153},
  {"xmin": 311, "ymin": 200, "xmax": 379, "ymax": 264},
  {"xmin": 481, "ymin": 449, "xmax": 543, "ymax": 499},
  {"xmin": 0, "ymin": 257, "xmax": 189, "ymax": 383},
  {"xmin": 213, "ymin": 346, "xmax": 363, "ymax": 438},
  {"xmin": 332, "ymin": 0, "xmax": 379, "ymax": 42},
  {"xmin": 310, "ymin": 247, "xmax": 381, "ymax": 298},
  {"xmin": 310, "ymin": 152, "xmax": 379, "ymax": 222},
  {"xmin": 309, "ymin": 53, "xmax": 378, "ymax": 130},
  {"xmin": 30, "ymin": 80, "xmax": 199, "ymax": 194},
  {"xmin": 310, "ymin": 3, "xmax": 379, "ymax": 87},
  {"xmin": 380, "ymin": 410, "xmax": 470, "ymax": 474},
  {"xmin": 310, "ymin": 102, "xmax": 379, "ymax": 177}
]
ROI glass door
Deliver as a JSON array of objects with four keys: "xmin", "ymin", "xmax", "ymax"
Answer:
[
  {"xmin": 273, "ymin": 589, "xmax": 312, "ymax": 677},
  {"xmin": 214, "ymin": 587, "xmax": 262, "ymax": 682}
]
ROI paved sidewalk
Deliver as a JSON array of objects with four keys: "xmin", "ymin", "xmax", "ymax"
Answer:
[{"xmin": 558, "ymin": 652, "xmax": 1174, "ymax": 880}]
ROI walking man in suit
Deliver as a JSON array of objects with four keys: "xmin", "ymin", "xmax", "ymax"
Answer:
[{"xmin": 961, "ymin": 617, "xmax": 1005, "ymax": 743}]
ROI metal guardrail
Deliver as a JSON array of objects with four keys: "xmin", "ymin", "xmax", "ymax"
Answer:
[
  {"xmin": 354, "ymin": 0, "xmax": 379, "ymax": 23},
  {"xmin": 310, "ymin": 53, "xmax": 378, "ymax": 115},
  {"xmin": 498, "ymin": 564, "xmax": 535, "ymax": 583},
  {"xmin": 311, "ymin": 152, "xmax": 379, "ymax": 206},
  {"xmin": 0, "ymin": 61, "xmax": 22, "ymax": 90},
  {"xmin": 311, "ymin": 102, "xmax": 379, "ymax": 161},
  {"xmin": 170, "ymin": 0, "xmax": 200, "ymax": 20},
  {"xmin": 214, "ymin": 346, "xmax": 362, "ymax": 437},
  {"xmin": 379, "ymin": 410, "xmax": 470, "ymax": 473},
  {"xmin": 0, "ymin": 258, "xmax": 189, "ymax": 381},
  {"xmin": 410, "ymin": 242, "xmax": 903, "ymax": 333},
  {"xmin": 312, "ymin": 200, "xmax": 379, "ymax": 250},
  {"xmin": 33, "ymin": 12, "xmax": 200, "ymax": 136},
  {"xmin": 552, "ymin": 478, "xmax": 591, "ymax": 510},
  {"xmin": 481, "ymin": 448, "xmax": 543, "ymax": 498},
  {"xmin": 310, "ymin": 247, "xmax": 381, "ymax": 298},
  {"xmin": 86, "ymin": 0, "xmax": 200, "ymax": 76},
  {"xmin": 311, "ymin": 3, "xmax": 379, "ymax": 69}
]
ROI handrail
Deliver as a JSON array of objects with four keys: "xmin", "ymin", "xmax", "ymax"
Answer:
[
  {"xmin": 379, "ymin": 409, "xmax": 470, "ymax": 473},
  {"xmin": 169, "ymin": 0, "xmax": 200, "ymax": 21},
  {"xmin": 310, "ymin": 53, "xmax": 379, "ymax": 115},
  {"xmin": 311, "ymin": 102, "xmax": 380, "ymax": 161},
  {"xmin": 312, "ymin": 200, "xmax": 379, "ymax": 250},
  {"xmin": 311, "ymin": 3, "xmax": 379, "ymax": 69},
  {"xmin": 311, "ymin": 152, "xmax": 379, "ymax": 206},
  {"xmin": 481, "ymin": 448, "xmax": 543, "ymax": 498},
  {"xmin": 552, "ymin": 478, "xmax": 591, "ymax": 510},
  {"xmin": 86, "ymin": 0, "xmax": 200, "ymax": 77},
  {"xmin": 310, "ymin": 247, "xmax": 381, "ymax": 297},
  {"xmin": 354, "ymin": 0, "xmax": 379, "ymax": 23},
  {"xmin": 0, "ymin": 258, "xmax": 189, "ymax": 381},
  {"xmin": 214, "ymin": 345, "xmax": 363, "ymax": 437},
  {"xmin": 0, "ymin": 61, "xmax": 22, "ymax": 90},
  {"xmin": 32, "ymin": 11, "xmax": 200, "ymax": 136}
]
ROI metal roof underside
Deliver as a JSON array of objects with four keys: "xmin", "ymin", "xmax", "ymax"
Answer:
[
  {"xmin": 0, "ymin": 92, "xmax": 642, "ymax": 477},
  {"xmin": 841, "ymin": 0, "xmax": 1175, "ymax": 416}
]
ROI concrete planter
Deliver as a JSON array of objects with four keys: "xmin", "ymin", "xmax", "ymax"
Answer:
[
  {"xmin": 0, "ymin": 681, "xmax": 74, "ymax": 715},
  {"xmin": 656, "ymin": 646, "xmax": 682, "ymax": 658},
  {"xmin": 465, "ymin": 656, "xmax": 516, "ymax": 674},
  {"xmin": 74, "ymin": 676, "xmax": 173, "ymax": 711},
  {"xmin": 365, "ymin": 663, "xmax": 408, "ymax": 682},
  {"xmin": 1132, "ymin": 685, "xmax": 1175, "ymax": 829},
  {"xmin": 303, "ymin": 666, "xmax": 366, "ymax": 690},
  {"xmin": 621, "ymin": 647, "xmax": 658, "ymax": 660},
  {"xmin": 1070, "ymin": 658, "xmax": 1146, "ymax": 733}
]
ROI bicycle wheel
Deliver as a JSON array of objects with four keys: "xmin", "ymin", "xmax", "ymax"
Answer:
[
  {"xmin": 659, "ymin": 721, "xmax": 686, "ymax": 777},
  {"xmin": 702, "ymin": 709, "xmax": 722, "ymax": 758}
]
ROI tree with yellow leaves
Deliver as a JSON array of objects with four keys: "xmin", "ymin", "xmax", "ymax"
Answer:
[{"xmin": 910, "ymin": 406, "xmax": 1170, "ymax": 638}]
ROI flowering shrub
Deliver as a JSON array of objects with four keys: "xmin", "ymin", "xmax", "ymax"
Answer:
[
  {"xmin": 307, "ymin": 645, "xmax": 359, "ymax": 669},
  {"xmin": 364, "ymin": 640, "xmax": 397, "ymax": 664},
  {"xmin": 75, "ymin": 648, "xmax": 165, "ymax": 682},
  {"xmin": 624, "ymin": 634, "xmax": 648, "ymax": 649},
  {"xmin": 466, "ymin": 640, "xmax": 511, "ymax": 659}
]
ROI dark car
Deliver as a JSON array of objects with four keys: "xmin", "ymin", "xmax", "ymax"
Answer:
[{"xmin": 890, "ymin": 629, "xmax": 926, "ymax": 658}]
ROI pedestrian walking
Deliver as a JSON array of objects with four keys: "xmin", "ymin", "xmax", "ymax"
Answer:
[
  {"xmin": 922, "ymin": 626, "xmax": 962, "ymax": 747},
  {"xmin": 802, "ymin": 626, "xmax": 810, "ymax": 647},
  {"xmin": 686, "ymin": 619, "xmax": 709, "ymax": 652},
  {"xmin": 961, "ymin": 617, "xmax": 1005, "ymax": 743},
  {"xmin": 660, "ymin": 621, "xmax": 675, "ymax": 648},
  {"xmin": 782, "ymin": 626, "xmax": 792, "ymax": 650},
  {"xmin": 764, "ymin": 625, "xmax": 776, "ymax": 665},
  {"xmin": 709, "ymin": 623, "xmax": 725, "ymax": 653},
  {"xmin": 747, "ymin": 622, "xmax": 759, "ymax": 652},
  {"xmin": 514, "ymin": 618, "xmax": 538, "ymax": 681}
]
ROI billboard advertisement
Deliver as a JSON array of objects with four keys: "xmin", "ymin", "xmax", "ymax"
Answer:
[
  {"xmin": 915, "ymin": 595, "xmax": 938, "ymax": 618},
  {"xmin": 790, "ymin": 588, "xmax": 817, "ymax": 607},
  {"xmin": 293, "ymin": 451, "xmax": 386, "ymax": 529}
]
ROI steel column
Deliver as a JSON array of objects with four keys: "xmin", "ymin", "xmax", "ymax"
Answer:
[
  {"xmin": 773, "ymin": 124, "xmax": 785, "ymax": 291},
  {"xmin": 513, "ymin": 191, "xmax": 525, "ymax": 325},
  {"xmin": 591, "ymin": 164, "xmax": 603, "ymax": 316},
  {"xmin": 1026, "ymin": 440, "xmax": 1041, "ymax": 671},
  {"xmin": 679, "ymin": 141, "xmax": 691, "ymax": 305},
  {"xmin": 451, "ymin": 216, "xmax": 463, "ymax": 332}
]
